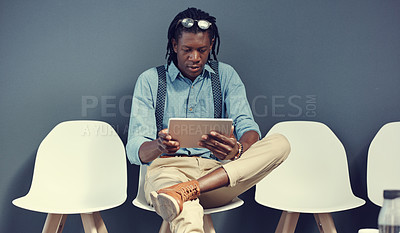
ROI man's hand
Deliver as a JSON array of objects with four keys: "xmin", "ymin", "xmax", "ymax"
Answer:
[
  {"xmin": 157, "ymin": 128, "xmax": 180, "ymax": 154},
  {"xmin": 138, "ymin": 128, "xmax": 180, "ymax": 163},
  {"xmin": 199, "ymin": 126, "xmax": 239, "ymax": 160}
]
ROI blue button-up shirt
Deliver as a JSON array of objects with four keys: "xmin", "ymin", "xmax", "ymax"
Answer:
[{"xmin": 126, "ymin": 61, "xmax": 261, "ymax": 165}]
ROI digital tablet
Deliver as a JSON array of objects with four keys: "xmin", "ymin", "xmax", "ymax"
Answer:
[{"xmin": 168, "ymin": 118, "xmax": 233, "ymax": 148}]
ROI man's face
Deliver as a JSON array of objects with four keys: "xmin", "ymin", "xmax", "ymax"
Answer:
[{"xmin": 172, "ymin": 31, "xmax": 214, "ymax": 81}]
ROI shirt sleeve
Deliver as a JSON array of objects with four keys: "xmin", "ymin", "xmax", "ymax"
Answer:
[
  {"xmin": 219, "ymin": 63, "xmax": 262, "ymax": 140},
  {"xmin": 126, "ymin": 68, "xmax": 158, "ymax": 165}
]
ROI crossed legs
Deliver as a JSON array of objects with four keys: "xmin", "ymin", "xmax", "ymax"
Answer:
[{"xmin": 145, "ymin": 133, "xmax": 290, "ymax": 233}]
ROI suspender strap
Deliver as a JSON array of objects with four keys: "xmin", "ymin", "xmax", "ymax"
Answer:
[
  {"xmin": 155, "ymin": 61, "xmax": 222, "ymax": 134},
  {"xmin": 155, "ymin": 65, "xmax": 167, "ymax": 134},
  {"xmin": 208, "ymin": 60, "xmax": 222, "ymax": 119}
]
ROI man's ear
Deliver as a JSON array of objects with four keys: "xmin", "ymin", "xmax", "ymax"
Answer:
[
  {"xmin": 172, "ymin": 38, "xmax": 178, "ymax": 53},
  {"xmin": 210, "ymin": 38, "xmax": 215, "ymax": 50}
]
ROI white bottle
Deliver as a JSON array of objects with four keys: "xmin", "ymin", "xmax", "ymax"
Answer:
[{"xmin": 378, "ymin": 190, "xmax": 400, "ymax": 233}]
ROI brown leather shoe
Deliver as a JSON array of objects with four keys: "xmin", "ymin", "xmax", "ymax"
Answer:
[{"xmin": 150, "ymin": 180, "xmax": 200, "ymax": 222}]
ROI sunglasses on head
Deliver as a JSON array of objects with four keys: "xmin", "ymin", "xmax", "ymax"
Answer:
[{"xmin": 177, "ymin": 18, "xmax": 212, "ymax": 30}]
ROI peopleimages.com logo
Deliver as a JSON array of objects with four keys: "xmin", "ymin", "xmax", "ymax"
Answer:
[
  {"xmin": 251, "ymin": 95, "xmax": 317, "ymax": 118},
  {"xmin": 81, "ymin": 94, "xmax": 317, "ymax": 119}
]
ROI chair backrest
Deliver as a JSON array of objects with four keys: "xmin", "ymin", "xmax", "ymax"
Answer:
[
  {"xmin": 13, "ymin": 120, "xmax": 127, "ymax": 214},
  {"xmin": 255, "ymin": 121, "xmax": 365, "ymax": 213},
  {"xmin": 367, "ymin": 121, "xmax": 400, "ymax": 207}
]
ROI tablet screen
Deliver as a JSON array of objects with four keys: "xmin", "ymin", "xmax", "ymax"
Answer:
[{"xmin": 168, "ymin": 118, "xmax": 233, "ymax": 148}]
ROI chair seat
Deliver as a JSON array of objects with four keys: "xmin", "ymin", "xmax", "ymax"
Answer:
[
  {"xmin": 255, "ymin": 167, "xmax": 365, "ymax": 213},
  {"xmin": 255, "ymin": 189, "xmax": 364, "ymax": 213},
  {"xmin": 203, "ymin": 197, "xmax": 244, "ymax": 215},
  {"xmin": 133, "ymin": 196, "xmax": 244, "ymax": 215},
  {"xmin": 13, "ymin": 193, "xmax": 126, "ymax": 214}
]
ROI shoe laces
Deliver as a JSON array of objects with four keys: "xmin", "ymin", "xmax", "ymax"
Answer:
[{"xmin": 178, "ymin": 182, "xmax": 200, "ymax": 201}]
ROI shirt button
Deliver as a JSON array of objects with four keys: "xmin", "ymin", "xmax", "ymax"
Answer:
[{"xmin": 189, "ymin": 108, "xmax": 193, "ymax": 111}]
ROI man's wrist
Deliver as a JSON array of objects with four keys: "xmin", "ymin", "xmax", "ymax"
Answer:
[{"xmin": 231, "ymin": 141, "xmax": 243, "ymax": 161}]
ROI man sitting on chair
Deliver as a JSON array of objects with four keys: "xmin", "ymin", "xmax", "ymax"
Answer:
[{"xmin": 126, "ymin": 7, "xmax": 290, "ymax": 233}]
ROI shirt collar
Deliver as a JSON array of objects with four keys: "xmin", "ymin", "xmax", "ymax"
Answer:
[{"xmin": 167, "ymin": 61, "xmax": 216, "ymax": 82}]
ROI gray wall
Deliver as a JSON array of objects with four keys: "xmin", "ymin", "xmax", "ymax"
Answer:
[{"xmin": 1, "ymin": 0, "xmax": 399, "ymax": 232}]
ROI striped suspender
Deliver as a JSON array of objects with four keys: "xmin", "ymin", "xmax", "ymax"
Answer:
[
  {"xmin": 155, "ymin": 60, "xmax": 222, "ymax": 134},
  {"xmin": 208, "ymin": 60, "xmax": 222, "ymax": 119},
  {"xmin": 155, "ymin": 66, "xmax": 167, "ymax": 134}
]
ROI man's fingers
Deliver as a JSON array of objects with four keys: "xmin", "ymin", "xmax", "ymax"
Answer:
[
  {"xmin": 158, "ymin": 128, "xmax": 172, "ymax": 140},
  {"xmin": 157, "ymin": 128, "xmax": 180, "ymax": 154},
  {"xmin": 205, "ymin": 131, "xmax": 236, "ymax": 148},
  {"xmin": 199, "ymin": 140, "xmax": 226, "ymax": 159},
  {"xmin": 211, "ymin": 149, "xmax": 229, "ymax": 160},
  {"xmin": 200, "ymin": 138, "xmax": 232, "ymax": 156},
  {"xmin": 164, "ymin": 140, "xmax": 179, "ymax": 148}
]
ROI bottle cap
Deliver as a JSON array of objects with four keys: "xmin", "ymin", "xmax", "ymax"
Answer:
[{"xmin": 383, "ymin": 190, "xmax": 400, "ymax": 199}]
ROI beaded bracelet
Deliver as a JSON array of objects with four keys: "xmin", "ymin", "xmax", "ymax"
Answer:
[{"xmin": 231, "ymin": 141, "xmax": 244, "ymax": 161}]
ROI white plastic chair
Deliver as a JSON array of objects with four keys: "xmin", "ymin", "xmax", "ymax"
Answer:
[
  {"xmin": 12, "ymin": 120, "xmax": 127, "ymax": 233},
  {"xmin": 255, "ymin": 121, "xmax": 365, "ymax": 233},
  {"xmin": 133, "ymin": 165, "xmax": 244, "ymax": 233},
  {"xmin": 367, "ymin": 121, "xmax": 400, "ymax": 207}
]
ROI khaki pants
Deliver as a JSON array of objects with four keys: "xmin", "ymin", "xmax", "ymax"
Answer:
[{"xmin": 144, "ymin": 133, "xmax": 291, "ymax": 233}]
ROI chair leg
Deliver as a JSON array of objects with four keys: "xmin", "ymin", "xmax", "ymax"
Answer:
[
  {"xmin": 314, "ymin": 213, "xmax": 337, "ymax": 233},
  {"xmin": 159, "ymin": 220, "xmax": 172, "ymax": 233},
  {"xmin": 81, "ymin": 213, "xmax": 97, "ymax": 233},
  {"xmin": 203, "ymin": 214, "xmax": 216, "ymax": 233},
  {"xmin": 275, "ymin": 211, "xmax": 299, "ymax": 233},
  {"xmin": 42, "ymin": 213, "xmax": 67, "ymax": 233},
  {"xmin": 93, "ymin": 212, "xmax": 108, "ymax": 233},
  {"xmin": 81, "ymin": 212, "xmax": 108, "ymax": 233}
]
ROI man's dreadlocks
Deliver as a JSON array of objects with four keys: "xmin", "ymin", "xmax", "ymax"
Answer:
[{"xmin": 166, "ymin": 7, "xmax": 221, "ymax": 65}]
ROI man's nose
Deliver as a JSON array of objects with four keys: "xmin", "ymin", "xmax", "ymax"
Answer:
[{"xmin": 189, "ymin": 51, "xmax": 201, "ymax": 62}]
